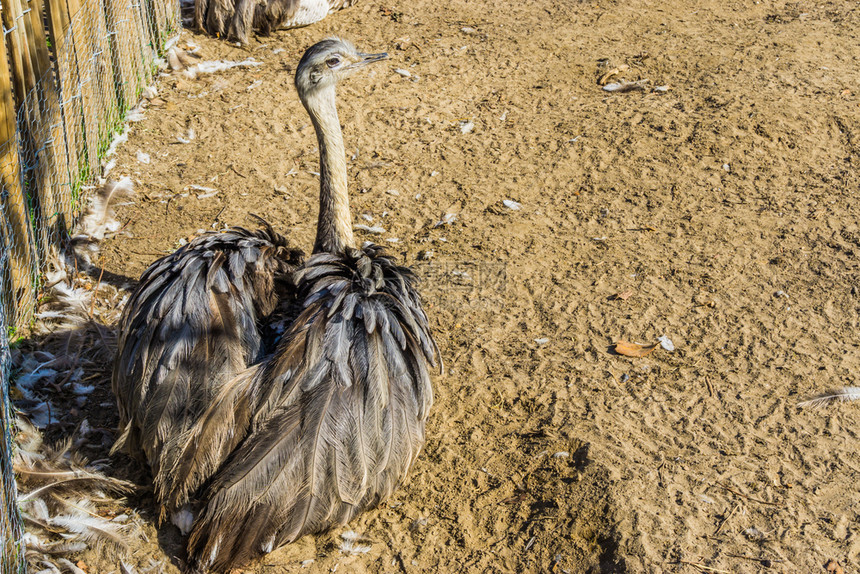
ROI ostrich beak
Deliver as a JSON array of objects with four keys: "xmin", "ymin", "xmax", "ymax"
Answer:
[{"xmin": 353, "ymin": 52, "xmax": 389, "ymax": 68}]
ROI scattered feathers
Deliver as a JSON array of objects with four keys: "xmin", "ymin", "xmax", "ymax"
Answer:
[
  {"xmin": 75, "ymin": 177, "xmax": 135, "ymax": 246},
  {"xmin": 68, "ymin": 177, "xmax": 135, "ymax": 274},
  {"xmin": 10, "ymin": 181, "xmax": 142, "ymax": 573},
  {"xmin": 102, "ymin": 129, "xmax": 129, "ymax": 179},
  {"xmin": 177, "ymin": 127, "xmax": 196, "ymax": 144},
  {"xmin": 126, "ymin": 105, "xmax": 146, "ymax": 122},
  {"xmin": 104, "ymin": 129, "xmax": 129, "ymax": 158},
  {"xmin": 166, "ymin": 46, "xmax": 199, "ymax": 73},
  {"xmin": 169, "ymin": 46, "xmax": 263, "ymax": 79},
  {"xmin": 14, "ymin": 418, "xmax": 141, "ymax": 567},
  {"xmin": 354, "ymin": 224, "xmax": 386, "ymax": 234}
]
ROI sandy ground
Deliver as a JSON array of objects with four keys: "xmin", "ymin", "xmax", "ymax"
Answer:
[{"xmin": 18, "ymin": 0, "xmax": 860, "ymax": 572}]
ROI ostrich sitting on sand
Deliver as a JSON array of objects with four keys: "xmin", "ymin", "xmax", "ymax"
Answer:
[{"xmin": 112, "ymin": 38, "xmax": 440, "ymax": 572}]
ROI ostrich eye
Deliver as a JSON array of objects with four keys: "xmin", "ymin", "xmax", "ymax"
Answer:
[{"xmin": 326, "ymin": 56, "xmax": 342, "ymax": 68}]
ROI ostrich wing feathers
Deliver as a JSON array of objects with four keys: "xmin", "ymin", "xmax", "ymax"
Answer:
[
  {"xmin": 112, "ymin": 225, "xmax": 302, "ymax": 518},
  {"xmin": 186, "ymin": 245, "xmax": 439, "ymax": 573}
]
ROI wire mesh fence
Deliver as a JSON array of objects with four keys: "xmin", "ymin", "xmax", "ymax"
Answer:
[
  {"xmin": 1, "ymin": 280, "xmax": 23, "ymax": 573},
  {"xmin": 0, "ymin": 0, "xmax": 180, "ymax": 568}
]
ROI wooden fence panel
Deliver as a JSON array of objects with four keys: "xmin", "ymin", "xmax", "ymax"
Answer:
[
  {"xmin": 86, "ymin": 0, "xmax": 120, "ymax": 148},
  {"xmin": 19, "ymin": 0, "xmax": 66, "ymax": 254},
  {"xmin": 106, "ymin": 0, "xmax": 144, "ymax": 108}
]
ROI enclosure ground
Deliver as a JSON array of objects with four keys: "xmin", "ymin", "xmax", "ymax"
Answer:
[{"xmin": 29, "ymin": 0, "xmax": 860, "ymax": 571}]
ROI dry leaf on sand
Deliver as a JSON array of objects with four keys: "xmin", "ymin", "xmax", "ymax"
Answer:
[{"xmin": 613, "ymin": 341, "xmax": 658, "ymax": 357}]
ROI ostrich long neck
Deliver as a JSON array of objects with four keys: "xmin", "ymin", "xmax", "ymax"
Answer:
[{"xmin": 305, "ymin": 86, "xmax": 354, "ymax": 254}]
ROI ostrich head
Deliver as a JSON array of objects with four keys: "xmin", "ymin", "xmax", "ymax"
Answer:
[{"xmin": 295, "ymin": 38, "xmax": 388, "ymax": 101}]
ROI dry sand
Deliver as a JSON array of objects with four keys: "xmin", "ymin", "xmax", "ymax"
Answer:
[{"xmin": 25, "ymin": 0, "xmax": 860, "ymax": 572}]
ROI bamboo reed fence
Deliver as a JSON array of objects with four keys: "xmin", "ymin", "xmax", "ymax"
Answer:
[{"xmin": 0, "ymin": 0, "xmax": 179, "ymax": 567}]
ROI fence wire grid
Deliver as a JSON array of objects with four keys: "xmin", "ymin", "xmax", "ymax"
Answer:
[{"xmin": 0, "ymin": 0, "xmax": 180, "ymax": 568}]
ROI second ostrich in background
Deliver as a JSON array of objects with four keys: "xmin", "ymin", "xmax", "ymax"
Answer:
[
  {"xmin": 195, "ymin": 0, "xmax": 359, "ymax": 46},
  {"xmin": 182, "ymin": 38, "xmax": 441, "ymax": 571}
]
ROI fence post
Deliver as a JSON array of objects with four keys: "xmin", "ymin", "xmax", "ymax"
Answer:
[
  {"xmin": 0, "ymin": 4, "xmax": 37, "ymax": 328},
  {"xmin": 24, "ymin": 0, "xmax": 68, "ymax": 249},
  {"xmin": 84, "ymin": 0, "xmax": 120, "ymax": 151},
  {"xmin": 4, "ymin": 0, "xmax": 62, "ymax": 261},
  {"xmin": 106, "ymin": 0, "xmax": 145, "ymax": 108},
  {"xmin": 64, "ymin": 0, "xmax": 98, "ymax": 173},
  {"xmin": 43, "ymin": 0, "xmax": 80, "ymax": 231}
]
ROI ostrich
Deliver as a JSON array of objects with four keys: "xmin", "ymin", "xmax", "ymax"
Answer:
[
  {"xmin": 112, "ymin": 38, "xmax": 439, "ymax": 571},
  {"xmin": 178, "ymin": 38, "xmax": 440, "ymax": 571},
  {"xmin": 195, "ymin": 0, "xmax": 359, "ymax": 46}
]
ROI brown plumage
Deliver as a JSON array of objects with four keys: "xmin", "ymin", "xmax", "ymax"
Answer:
[
  {"xmin": 194, "ymin": 0, "xmax": 359, "ymax": 46},
  {"xmin": 112, "ymin": 38, "xmax": 439, "ymax": 573}
]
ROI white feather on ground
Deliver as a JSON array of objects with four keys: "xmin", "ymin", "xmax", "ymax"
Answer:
[
  {"xmin": 31, "ymin": 258, "xmax": 93, "ymax": 333},
  {"xmin": 101, "ymin": 129, "xmax": 129, "ymax": 180},
  {"xmin": 12, "ymin": 348, "xmax": 78, "ymax": 427},
  {"xmin": 166, "ymin": 46, "xmax": 198, "ymax": 72},
  {"xmin": 104, "ymin": 129, "xmax": 129, "ymax": 159},
  {"xmin": 177, "ymin": 127, "xmax": 195, "ymax": 144},
  {"xmin": 339, "ymin": 531, "xmax": 372, "ymax": 555},
  {"xmin": 76, "ymin": 177, "xmax": 134, "ymax": 243},
  {"xmin": 799, "ymin": 387, "xmax": 860, "ymax": 408},
  {"xmin": 182, "ymin": 57, "xmax": 262, "ymax": 79},
  {"xmin": 69, "ymin": 177, "xmax": 135, "ymax": 273},
  {"xmin": 167, "ymin": 45, "xmax": 262, "ymax": 80},
  {"xmin": 126, "ymin": 105, "xmax": 146, "ymax": 122},
  {"xmin": 32, "ymin": 236, "xmax": 126, "ymax": 341}
]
